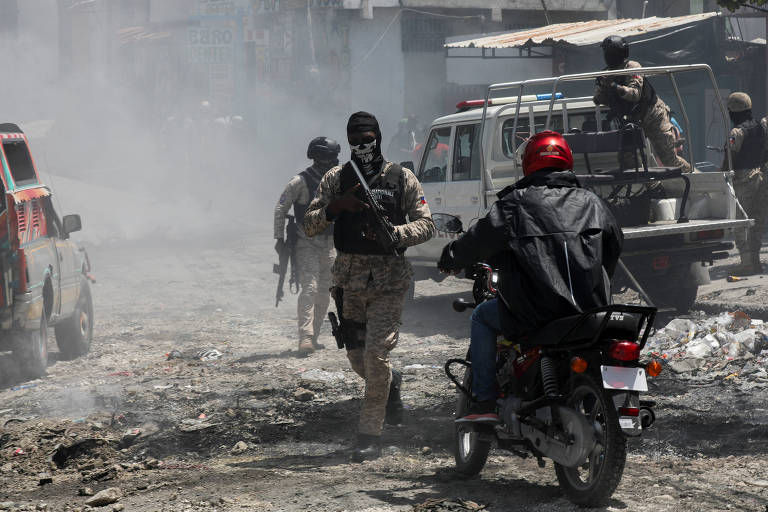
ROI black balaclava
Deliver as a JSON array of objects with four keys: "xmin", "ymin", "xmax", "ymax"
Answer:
[
  {"xmin": 347, "ymin": 111, "xmax": 384, "ymax": 177},
  {"xmin": 313, "ymin": 157, "xmax": 338, "ymax": 174},
  {"xmin": 729, "ymin": 109, "xmax": 752, "ymax": 127}
]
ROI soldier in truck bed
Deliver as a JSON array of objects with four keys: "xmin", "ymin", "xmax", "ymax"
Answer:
[
  {"xmin": 721, "ymin": 92, "xmax": 768, "ymax": 275},
  {"xmin": 593, "ymin": 35, "xmax": 691, "ymax": 174}
]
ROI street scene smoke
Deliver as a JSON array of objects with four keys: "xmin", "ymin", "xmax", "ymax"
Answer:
[{"xmin": 0, "ymin": 1, "xmax": 767, "ymax": 511}]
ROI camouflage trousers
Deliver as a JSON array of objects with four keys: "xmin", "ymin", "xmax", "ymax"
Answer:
[
  {"xmin": 643, "ymin": 101, "xmax": 691, "ymax": 173},
  {"xmin": 733, "ymin": 168, "xmax": 768, "ymax": 265},
  {"xmin": 332, "ymin": 253, "xmax": 412, "ymax": 437},
  {"xmin": 296, "ymin": 235, "xmax": 335, "ymax": 346},
  {"xmin": 621, "ymin": 101, "xmax": 691, "ymax": 173}
]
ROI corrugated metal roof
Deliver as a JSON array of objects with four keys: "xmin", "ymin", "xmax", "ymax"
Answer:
[{"xmin": 445, "ymin": 12, "xmax": 720, "ymax": 49}]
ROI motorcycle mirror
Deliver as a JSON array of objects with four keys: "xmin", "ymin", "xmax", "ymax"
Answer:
[
  {"xmin": 433, "ymin": 213, "xmax": 464, "ymax": 234},
  {"xmin": 452, "ymin": 298, "xmax": 475, "ymax": 312}
]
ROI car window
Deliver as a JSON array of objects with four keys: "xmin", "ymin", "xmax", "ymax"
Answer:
[
  {"xmin": 418, "ymin": 127, "xmax": 450, "ymax": 183},
  {"xmin": 452, "ymin": 124, "xmax": 481, "ymax": 181},
  {"xmin": 502, "ymin": 113, "xmax": 572, "ymax": 158},
  {"xmin": 2, "ymin": 140, "xmax": 37, "ymax": 185}
]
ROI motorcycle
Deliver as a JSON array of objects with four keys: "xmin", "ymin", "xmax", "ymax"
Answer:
[{"xmin": 433, "ymin": 213, "xmax": 661, "ymax": 507}]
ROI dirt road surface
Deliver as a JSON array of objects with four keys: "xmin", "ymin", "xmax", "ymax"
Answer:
[{"xmin": 0, "ymin": 227, "xmax": 767, "ymax": 512}]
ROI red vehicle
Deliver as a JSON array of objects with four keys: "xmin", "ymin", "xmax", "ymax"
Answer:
[{"xmin": 0, "ymin": 123, "xmax": 93, "ymax": 379}]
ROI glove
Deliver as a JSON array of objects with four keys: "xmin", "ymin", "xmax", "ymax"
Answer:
[
  {"xmin": 274, "ymin": 238, "xmax": 284, "ymax": 255},
  {"xmin": 327, "ymin": 184, "xmax": 368, "ymax": 218},
  {"xmin": 609, "ymin": 81, "xmax": 620, "ymax": 92},
  {"xmin": 438, "ymin": 241, "xmax": 457, "ymax": 274}
]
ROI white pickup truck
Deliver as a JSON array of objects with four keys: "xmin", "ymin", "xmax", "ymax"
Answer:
[{"xmin": 407, "ymin": 64, "xmax": 752, "ymax": 312}]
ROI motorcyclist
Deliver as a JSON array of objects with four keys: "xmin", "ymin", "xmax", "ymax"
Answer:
[{"xmin": 438, "ymin": 131, "xmax": 623, "ymax": 422}]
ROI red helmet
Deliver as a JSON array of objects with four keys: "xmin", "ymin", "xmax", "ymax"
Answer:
[{"xmin": 522, "ymin": 131, "xmax": 574, "ymax": 176}]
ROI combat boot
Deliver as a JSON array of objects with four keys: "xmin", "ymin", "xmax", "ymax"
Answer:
[
  {"xmin": 311, "ymin": 333, "xmax": 325, "ymax": 350},
  {"xmin": 385, "ymin": 369, "xmax": 403, "ymax": 425},
  {"xmin": 350, "ymin": 434, "xmax": 381, "ymax": 462},
  {"xmin": 297, "ymin": 339, "xmax": 314, "ymax": 357}
]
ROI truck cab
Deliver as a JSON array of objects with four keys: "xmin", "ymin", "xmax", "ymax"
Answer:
[
  {"xmin": 409, "ymin": 65, "xmax": 751, "ymax": 312},
  {"xmin": 0, "ymin": 123, "xmax": 93, "ymax": 379}
]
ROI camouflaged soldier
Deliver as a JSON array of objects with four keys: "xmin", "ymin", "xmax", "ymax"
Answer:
[
  {"xmin": 274, "ymin": 137, "xmax": 341, "ymax": 355},
  {"xmin": 304, "ymin": 111, "xmax": 435, "ymax": 462},
  {"xmin": 721, "ymin": 92, "xmax": 768, "ymax": 275},
  {"xmin": 593, "ymin": 35, "xmax": 691, "ymax": 174}
]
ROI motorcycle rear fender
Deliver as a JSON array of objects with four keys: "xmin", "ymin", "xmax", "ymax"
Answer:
[{"xmin": 612, "ymin": 391, "xmax": 643, "ymax": 437}]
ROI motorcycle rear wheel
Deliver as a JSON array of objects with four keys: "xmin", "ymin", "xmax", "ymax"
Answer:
[
  {"xmin": 453, "ymin": 367, "xmax": 492, "ymax": 476},
  {"xmin": 555, "ymin": 373, "xmax": 627, "ymax": 507}
]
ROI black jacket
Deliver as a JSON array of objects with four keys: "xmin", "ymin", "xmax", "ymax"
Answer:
[{"xmin": 448, "ymin": 170, "xmax": 623, "ymax": 341}]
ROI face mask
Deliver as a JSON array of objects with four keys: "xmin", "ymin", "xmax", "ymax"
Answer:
[
  {"xmin": 350, "ymin": 139, "xmax": 382, "ymax": 175},
  {"xmin": 603, "ymin": 51, "xmax": 625, "ymax": 70},
  {"xmin": 314, "ymin": 158, "xmax": 338, "ymax": 173}
]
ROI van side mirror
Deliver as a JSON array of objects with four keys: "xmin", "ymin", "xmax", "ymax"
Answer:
[
  {"xmin": 432, "ymin": 213, "xmax": 464, "ymax": 234},
  {"xmin": 62, "ymin": 214, "xmax": 82, "ymax": 236},
  {"xmin": 399, "ymin": 161, "xmax": 414, "ymax": 171}
]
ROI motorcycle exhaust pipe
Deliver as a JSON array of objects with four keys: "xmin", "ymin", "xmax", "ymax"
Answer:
[{"xmin": 639, "ymin": 407, "xmax": 655, "ymax": 429}]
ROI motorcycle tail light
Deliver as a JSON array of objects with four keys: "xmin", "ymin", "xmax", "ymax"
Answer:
[
  {"xmin": 646, "ymin": 360, "xmax": 663, "ymax": 377},
  {"xmin": 618, "ymin": 407, "xmax": 640, "ymax": 417},
  {"xmin": 608, "ymin": 340, "xmax": 641, "ymax": 361},
  {"xmin": 570, "ymin": 356, "xmax": 588, "ymax": 373}
]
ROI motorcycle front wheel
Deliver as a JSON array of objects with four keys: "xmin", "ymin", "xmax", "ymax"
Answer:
[
  {"xmin": 453, "ymin": 366, "xmax": 492, "ymax": 476},
  {"xmin": 554, "ymin": 373, "xmax": 627, "ymax": 507}
]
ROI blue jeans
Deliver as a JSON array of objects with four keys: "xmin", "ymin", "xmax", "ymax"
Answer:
[{"xmin": 470, "ymin": 298, "xmax": 502, "ymax": 402}]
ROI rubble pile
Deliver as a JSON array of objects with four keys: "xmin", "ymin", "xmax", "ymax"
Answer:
[{"xmin": 646, "ymin": 312, "xmax": 768, "ymax": 386}]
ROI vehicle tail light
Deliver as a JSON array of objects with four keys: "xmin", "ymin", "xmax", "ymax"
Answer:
[
  {"xmin": 456, "ymin": 99, "xmax": 489, "ymax": 110},
  {"xmin": 646, "ymin": 360, "xmax": 663, "ymax": 377},
  {"xmin": 618, "ymin": 407, "xmax": 639, "ymax": 417},
  {"xmin": 608, "ymin": 340, "xmax": 641, "ymax": 361},
  {"xmin": 691, "ymin": 229, "xmax": 724, "ymax": 241},
  {"xmin": 652, "ymin": 255, "xmax": 670, "ymax": 270},
  {"xmin": 570, "ymin": 357, "xmax": 588, "ymax": 373}
]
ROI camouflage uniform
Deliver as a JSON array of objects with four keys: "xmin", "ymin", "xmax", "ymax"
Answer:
[
  {"xmin": 722, "ymin": 117, "xmax": 768, "ymax": 270},
  {"xmin": 304, "ymin": 162, "xmax": 434, "ymax": 436},
  {"xmin": 594, "ymin": 60, "xmax": 692, "ymax": 173},
  {"xmin": 274, "ymin": 173, "xmax": 335, "ymax": 351}
]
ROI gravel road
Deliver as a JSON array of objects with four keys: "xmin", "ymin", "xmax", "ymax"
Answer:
[{"xmin": 0, "ymin": 227, "xmax": 766, "ymax": 512}]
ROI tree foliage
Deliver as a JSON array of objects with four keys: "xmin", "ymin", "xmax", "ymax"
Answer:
[{"xmin": 717, "ymin": 0, "xmax": 768, "ymax": 11}]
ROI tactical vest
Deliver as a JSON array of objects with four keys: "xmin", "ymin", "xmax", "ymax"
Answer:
[
  {"xmin": 334, "ymin": 162, "xmax": 407, "ymax": 255},
  {"xmin": 295, "ymin": 166, "xmax": 332, "ymax": 236},
  {"xmin": 731, "ymin": 119, "xmax": 766, "ymax": 170},
  {"xmin": 609, "ymin": 64, "xmax": 658, "ymax": 121}
]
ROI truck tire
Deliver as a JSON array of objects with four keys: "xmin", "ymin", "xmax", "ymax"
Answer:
[
  {"xmin": 14, "ymin": 312, "xmax": 49, "ymax": 379},
  {"xmin": 644, "ymin": 276, "xmax": 698, "ymax": 314},
  {"xmin": 55, "ymin": 278, "xmax": 94, "ymax": 359}
]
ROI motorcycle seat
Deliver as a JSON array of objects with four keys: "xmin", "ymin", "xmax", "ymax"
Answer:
[{"xmin": 524, "ymin": 311, "xmax": 644, "ymax": 347}]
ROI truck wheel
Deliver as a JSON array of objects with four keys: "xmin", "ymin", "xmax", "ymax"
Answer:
[
  {"xmin": 644, "ymin": 278, "xmax": 698, "ymax": 314},
  {"xmin": 55, "ymin": 279, "xmax": 94, "ymax": 359},
  {"xmin": 14, "ymin": 312, "xmax": 49, "ymax": 379}
]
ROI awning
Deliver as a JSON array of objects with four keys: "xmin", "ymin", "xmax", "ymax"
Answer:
[{"xmin": 445, "ymin": 12, "xmax": 720, "ymax": 50}]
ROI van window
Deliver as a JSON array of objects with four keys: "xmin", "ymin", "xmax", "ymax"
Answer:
[
  {"xmin": 3, "ymin": 140, "xmax": 37, "ymax": 185},
  {"xmin": 452, "ymin": 124, "xmax": 481, "ymax": 181},
  {"xmin": 418, "ymin": 127, "xmax": 450, "ymax": 183}
]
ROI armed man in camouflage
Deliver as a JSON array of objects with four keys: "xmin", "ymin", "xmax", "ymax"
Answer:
[
  {"xmin": 274, "ymin": 137, "xmax": 341, "ymax": 355},
  {"xmin": 593, "ymin": 35, "xmax": 691, "ymax": 173},
  {"xmin": 722, "ymin": 92, "xmax": 768, "ymax": 275},
  {"xmin": 304, "ymin": 111, "xmax": 435, "ymax": 462}
]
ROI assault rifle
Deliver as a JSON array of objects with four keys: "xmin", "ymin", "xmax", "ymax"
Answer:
[
  {"xmin": 348, "ymin": 160, "xmax": 400, "ymax": 256},
  {"xmin": 274, "ymin": 214, "xmax": 299, "ymax": 307}
]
